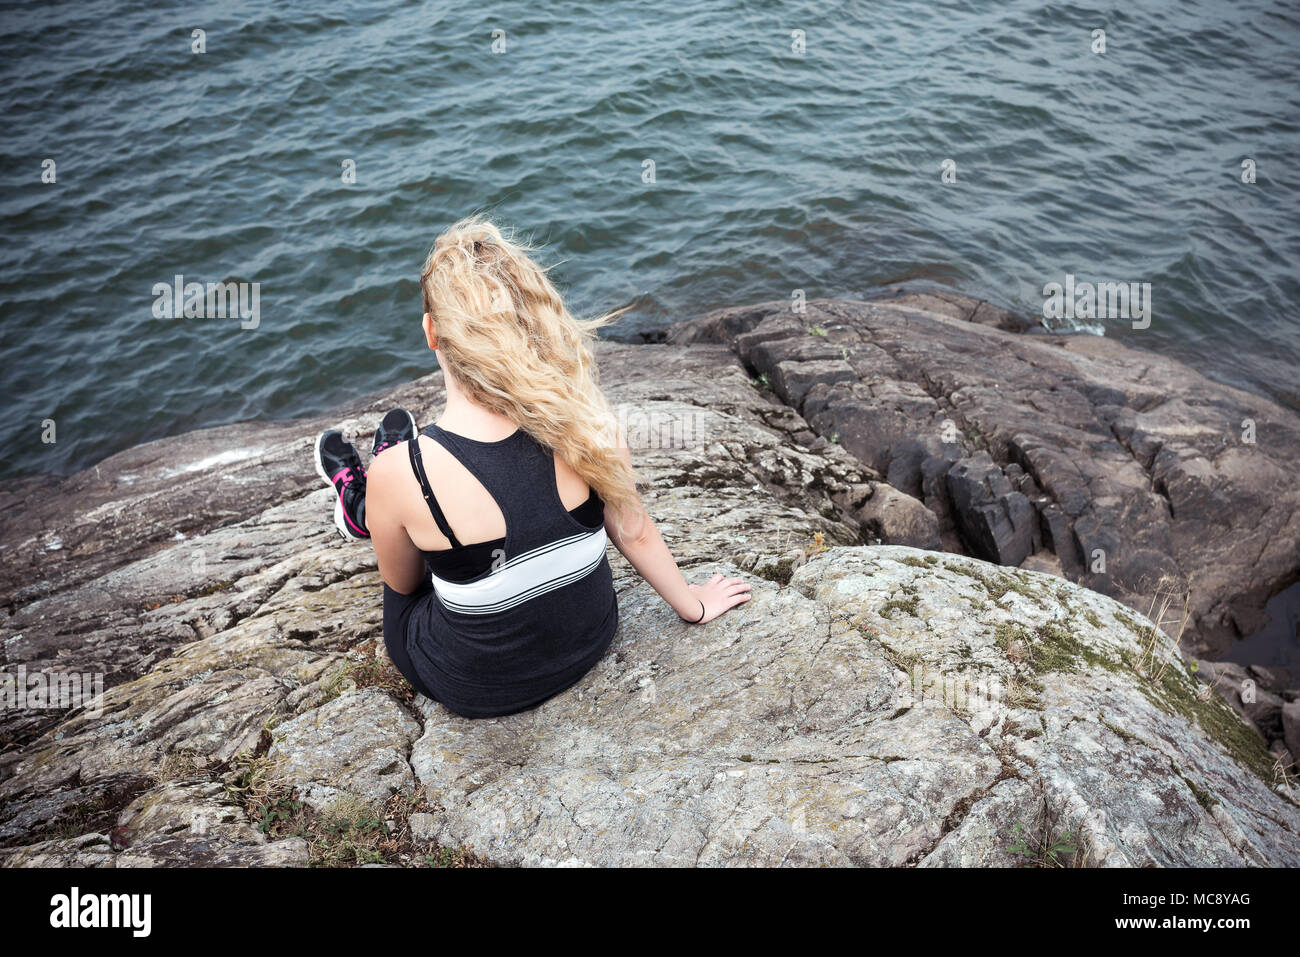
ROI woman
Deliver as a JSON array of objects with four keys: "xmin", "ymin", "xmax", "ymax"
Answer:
[{"xmin": 313, "ymin": 217, "xmax": 751, "ymax": 718}]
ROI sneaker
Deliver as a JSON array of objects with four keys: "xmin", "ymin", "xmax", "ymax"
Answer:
[
  {"xmin": 372, "ymin": 407, "xmax": 418, "ymax": 458},
  {"xmin": 314, "ymin": 430, "xmax": 369, "ymax": 541}
]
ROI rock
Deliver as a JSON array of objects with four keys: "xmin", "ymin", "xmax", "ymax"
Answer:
[
  {"xmin": 1019, "ymin": 550, "xmax": 1065, "ymax": 578},
  {"xmin": 1038, "ymin": 503, "xmax": 1082, "ymax": 578},
  {"xmin": 749, "ymin": 547, "xmax": 808, "ymax": 585},
  {"xmin": 867, "ymin": 287, "xmax": 1042, "ymax": 333},
  {"xmin": 2, "ymin": 333, "xmax": 1298, "ymax": 868},
  {"xmin": 770, "ymin": 358, "xmax": 857, "ymax": 409},
  {"xmin": 0, "ymin": 782, "xmax": 310, "ymax": 867},
  {"xmin": 267, "ymin": 688, "xmax": 421, "ymax": 812},
  {"xmin": 411, "ymin": 564, "xmax": 994, "ymax": 867},
  {"xmin": 1243, "ymin": 689, "xmax": 1286, "ymax": 741},
  {"xmin": 394, "ymin": 548, "xmax": 1300, "ymax": 867},
  {"xmin": 946, "ymin": 452, "xmax": 1037, "ymax": 565},
  {"xmin": 1195, "ymin": 660, "xmax": 1251, "ymax": 685},
  {"xmin": 408, "ymin": 813, "xmax": 437, "ymax": 845},
  {"xmin": 918, "ymin": 778, "xmax": 1039, "ymax": 867},
  {"xmin": 665, "ymin": 302, "xmax": 782, "ymax": 346},
  {"xmin": 668, "ymin": 296, "xmax": 1300, "ymax": 661},
  {"xmin": 849, "ymin": 483, "xmax": 941, "ymax": 549},
  {"xmin": 1191, "ymin": 659, "xmax": 1281, "ymax": 742},
  {"xmin": 790, "ymin": 548, "xmax": 1297, "ymax": 865},
  {"xmin": 1192, "ymin": 659, "xmax": 1285, "ymax": 741},
  {"xmin": 0, "ymin": 776, "xmax": 147, "ymax": 845},
  {"xmin": 1284, "ymin": 702, "xmax": 1300, "ymax": 764},
  {"xmin": 1248, "ymin": 665, "xmax": 1291, "ymax": 693}
]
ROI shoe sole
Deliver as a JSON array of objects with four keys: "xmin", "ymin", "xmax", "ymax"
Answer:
[
  {"xmin": 314, "ymin": 430, "xmax": 368, "ymax": 543},
  {"xmin": 373, "ymin": 409, "xmax": 418, "ymax": 458}
]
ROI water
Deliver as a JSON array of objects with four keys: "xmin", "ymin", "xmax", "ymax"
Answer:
[
  {"xmin": 2, "ymin": 0, "xmax": 1299, "ymax": 482},
  {"xmin": 1223, "ymin": 580, "xmax": 1300, "ymax": 683}
]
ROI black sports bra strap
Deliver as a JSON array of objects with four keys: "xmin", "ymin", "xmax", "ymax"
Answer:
[{"xmin": 407, "ymin": 436, "xmax": 463, "ymax": 548}]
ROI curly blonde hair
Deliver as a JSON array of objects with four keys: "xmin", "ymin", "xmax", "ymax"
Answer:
[{"xmin": 419, "ymin": 216, "xmax": 641, "ymax": 520}]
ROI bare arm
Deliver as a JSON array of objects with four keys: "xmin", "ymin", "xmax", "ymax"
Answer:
[
  {"xmin": 366, "ymin": 444, "xmax": 427, "ymax": 595},
  {"xmin": 604, "ymin": 444, "xmax": 750, "ymax": 624}
]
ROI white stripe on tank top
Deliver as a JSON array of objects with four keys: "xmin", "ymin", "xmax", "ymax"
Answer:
[{"xmin": 431, "ymin": 527, "xmax": 608, "ymax": 615}]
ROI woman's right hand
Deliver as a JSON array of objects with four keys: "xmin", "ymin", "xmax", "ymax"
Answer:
[{"xmin": 683, "ymin": 574, "xmax": 752, "ymax": 624}]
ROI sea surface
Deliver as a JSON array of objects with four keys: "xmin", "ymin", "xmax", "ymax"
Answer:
[{"xmin": 2, "ymin": 0, "xmax": 1298, "ymax": 482}]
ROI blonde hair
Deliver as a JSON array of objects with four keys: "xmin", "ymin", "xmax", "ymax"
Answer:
[{"xmin": 419, "ymin": 216, "xmax": 641, "ymax": 520}]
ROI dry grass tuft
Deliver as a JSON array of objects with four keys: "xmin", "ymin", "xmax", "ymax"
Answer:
[{"xmin": 1134, "ymin": 574, "xmax": 1191, "ymax": 682}]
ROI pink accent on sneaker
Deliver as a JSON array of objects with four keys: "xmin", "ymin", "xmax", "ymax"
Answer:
[{"xmin": 329, "ymin": 467, "xmax": 368, "ymax": 536}]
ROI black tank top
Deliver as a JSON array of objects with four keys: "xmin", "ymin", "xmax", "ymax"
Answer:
[{"xmin": 402, "ymin": 423, "xmax": 619, "ymax": 717}]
